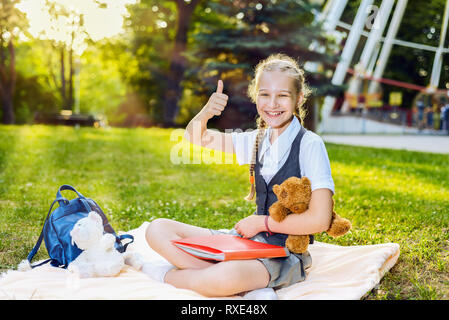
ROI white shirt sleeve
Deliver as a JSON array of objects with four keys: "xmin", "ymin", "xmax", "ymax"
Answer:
[
  {"xmin": 231, "ymin": 129, "xmax": 258, "ymax": 165},
  {"xmin": 299, "ymin": 132, "xmax": 335, "ymax": 194}
]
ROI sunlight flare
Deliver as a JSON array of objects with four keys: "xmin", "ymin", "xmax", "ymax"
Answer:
[{"xmin": 16, "ymin": 0, "xmax": 138, "ymax": 54}]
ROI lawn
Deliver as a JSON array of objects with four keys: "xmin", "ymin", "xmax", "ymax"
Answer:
[{"xmin": 0, "ymin": 125, "xmax": 448, "ymax": 299}]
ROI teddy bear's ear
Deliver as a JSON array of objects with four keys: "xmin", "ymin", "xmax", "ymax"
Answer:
[
  {"xmin": 301, "ymin": 177, "xmax": 311, "ymax": 188},
  {"xmin": 273, "ymin": 184, "xmax": 280, "ymax": 195},
  {"xmin": 88, "ymin": 211, "xmax": 102, "ymax": 225},
  {"xmin": 70, "ymin": 227, "xmax": 77, "ymax": 245}
]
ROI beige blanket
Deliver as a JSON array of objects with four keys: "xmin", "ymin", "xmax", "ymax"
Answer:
[{"xmin": 0, "ymin": 222, "xmax": 399, "ymax": 300}]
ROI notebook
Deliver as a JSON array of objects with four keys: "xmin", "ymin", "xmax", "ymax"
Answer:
[{"xmin": 171, "ymin": 234, "xmax": 289, "ymax": 261}]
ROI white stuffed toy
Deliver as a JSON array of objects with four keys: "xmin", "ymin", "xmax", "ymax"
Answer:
[{"xmin": 67, "ymin": 211, "xmax": 144, "ymax": 278}]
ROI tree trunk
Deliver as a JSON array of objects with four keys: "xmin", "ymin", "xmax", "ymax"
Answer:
[
  {"xmin": 162, "ymin": 0, "xmax": 200, "ymax": 127},
  {"xmin": 0, "ymin": 38, "xmax": 16, "ymax": 124},
  {"xmin": 1, "ymin": 91, "xmax": 14, "ymax": 124},
  {"xmin": 60, "ymin": 46, "xmax": 67, "ymax": 108},
  {"xmin": 68, "ymin": 46, "xmax": 74, "ymax": 110}
]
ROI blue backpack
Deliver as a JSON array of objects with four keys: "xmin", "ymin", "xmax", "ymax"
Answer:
[{"xmin": 25, "ymin": 185, "xmax": 134, "ymax": 268}]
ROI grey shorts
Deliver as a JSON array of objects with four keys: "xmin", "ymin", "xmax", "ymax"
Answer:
[{"xmin": 209, "ymin": 228, "xmax": 312, "ymax": 290}]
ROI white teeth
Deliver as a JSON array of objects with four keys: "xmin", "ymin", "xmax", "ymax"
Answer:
[{"xmin": 267, "ymin": 111, "xmax": 283, "ymax": 116}]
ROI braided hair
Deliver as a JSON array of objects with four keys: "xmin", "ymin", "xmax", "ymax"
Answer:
[
  {"xmin": 244, "ymin": 53, "xmax": 311, "ymax": 201},
  {"xmin": 244, "ymin": 117, "xmax": 267, "ymax": 201}
]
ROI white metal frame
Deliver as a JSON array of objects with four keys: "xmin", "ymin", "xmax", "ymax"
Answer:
[{"xmin": 318, "ymin": 0, "xmax": 449, "ymax": 125}]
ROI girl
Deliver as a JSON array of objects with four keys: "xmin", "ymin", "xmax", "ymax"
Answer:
[{"xmin": 142, "ymin": 54, "xmax": 335, "ymax": 299}]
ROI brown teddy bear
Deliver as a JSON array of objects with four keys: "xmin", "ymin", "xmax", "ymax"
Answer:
[{"xmin": 268, "ymin": 176, "xmax": 351, "ymax": 254}]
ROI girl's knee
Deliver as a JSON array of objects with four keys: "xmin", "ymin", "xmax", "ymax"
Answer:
[
  {"xmin": 196, "ymin": 270, "xmax": 238, "ymax": 297},
  {"xmin": 147, "ymin": 218, "xmax": 172, "ymax": 231},
  {"xmin": 145, "ymin": 218, "xmax": 173, "ymax": 247}
]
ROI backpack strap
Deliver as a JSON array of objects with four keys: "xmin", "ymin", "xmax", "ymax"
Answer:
[
  {"xmin": 26, "ymin": 199, "xmax": 59, "ymax": 267},
  {"xmin": 117, "ymin": 234, "xmax": 134, "ymax": 252},
  {"xmin": 31, "ymin": 258, "xmax": 53, "ymax": 268},
  {"xmin": 56, "ymin": 185, "xmax": 86, "ymax": 205}
]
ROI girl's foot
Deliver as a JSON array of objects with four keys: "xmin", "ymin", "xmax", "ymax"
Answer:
[
  {"xmin": 141, "ymin": 260, "xmax": 175, "ymax": 282},
  {"xmin": 242, "ymin": 287, "xmax": 278, "ymax": 300}
]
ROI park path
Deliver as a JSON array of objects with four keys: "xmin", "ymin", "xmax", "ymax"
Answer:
[{"xmin": 322, "ymin": 134, "xmax": 449, "ymax": 154}]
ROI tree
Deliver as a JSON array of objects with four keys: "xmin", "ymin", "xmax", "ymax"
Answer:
[
  {"xmin": 162, "ymin": 0, "xmax": 205, "ymax": 127},
  {"xmin": 42, "ymin": 0, "xmax": 88, "ymax": 110},
  {"xmin": 187, "ymin": 0, "xmax": 340, "ymax": 130},
  {"xmin": 22, "ymin": 0, "xmax": 131, "ymax": 112},
  {"xmin": 120, "ymin": 0, "xmax": 176, "ymax": 125},
  {"xmin": 121, "ymin": 0, "xmax": 208, "ymax": 126},
  {"xmin": 0, "ymin": 0, "xmax": 28, "ymax": 124}
]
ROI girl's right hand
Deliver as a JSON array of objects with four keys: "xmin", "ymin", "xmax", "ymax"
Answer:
[{"xmin": 201, "ymin": 80, "xmax": 228, "ymax": 120}]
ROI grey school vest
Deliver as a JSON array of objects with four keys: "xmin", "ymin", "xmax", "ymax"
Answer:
[{"xmin": 254, "ymin": 125, "xmax": 314, "ymax": 247}]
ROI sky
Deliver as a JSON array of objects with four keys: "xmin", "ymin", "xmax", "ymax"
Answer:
[{"xmin": 16, "ymin": 0, "xmax": 138, "ymax": 54}]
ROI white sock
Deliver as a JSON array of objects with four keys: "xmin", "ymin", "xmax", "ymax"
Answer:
[
  {"xmin": 243, "ymin": 287, "xmax": 278, "ymax": 300},
  {"xmin": 141, "ymin": 261, "xmax": 175, "ymax": 283}
]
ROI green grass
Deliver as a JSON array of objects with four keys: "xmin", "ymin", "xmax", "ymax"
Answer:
[{"xmin": 0, "ymin": 125, "xmax": 448, "ymax": 300}]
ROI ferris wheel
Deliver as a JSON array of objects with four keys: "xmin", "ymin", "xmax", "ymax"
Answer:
[{"xmin": 314, "ymin": 0, "xmax": 449, "ymax": 133}]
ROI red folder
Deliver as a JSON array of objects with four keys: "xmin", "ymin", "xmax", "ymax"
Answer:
[{"xmin": 171, "ymin": 234, "xmax": 289, "ymax": 261}]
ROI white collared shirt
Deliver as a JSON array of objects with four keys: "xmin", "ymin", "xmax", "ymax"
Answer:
[{"xmin": 231, "ymin": 116, "xmax": 335, "ymax": 194}]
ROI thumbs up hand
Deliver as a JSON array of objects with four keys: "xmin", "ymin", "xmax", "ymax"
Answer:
[{"xmin": 202, "ymin": 80, "xmax": 228, "ymax": 120}]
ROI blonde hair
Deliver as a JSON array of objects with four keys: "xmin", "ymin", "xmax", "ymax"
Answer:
[{"xmin": 244, "ymin": 53, "xmax": 312, "ymax": 201}]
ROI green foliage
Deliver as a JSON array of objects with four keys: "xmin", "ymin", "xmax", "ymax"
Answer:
[
  {"xmin": 0, "ymin": 0, "xmax": 29, "ymax": 37},
  {"xmin": 11, "ymin": 73, "xmax": 59, "ymax": 123},
  {"xmin": 6, "ymin": 40, "xmax": 61, "ymax": 123},
  {"xmin": 77, "ymin": 40, "xmax": 128, "ymax": 116},
  {"xmin": 2, "ymin": 1, "xmax": 133, "ymax": 124},
  {"xmin": 15, "ymin": 40, "xmax": 63, "ymax": 105},
  {"xmin": 9, "ymin": 38, "xmax": 127, "ymax": 124},
  {"xmin": 117, "ymin": 0, "xmax": 179, "ymax": 124}
]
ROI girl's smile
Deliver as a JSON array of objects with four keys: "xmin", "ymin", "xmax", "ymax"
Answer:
[{"xmin": 264, "ymin": 111, "xmax": 285, "ymax": 117}]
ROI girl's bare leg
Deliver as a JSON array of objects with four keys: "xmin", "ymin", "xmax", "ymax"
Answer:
[
  {"xmin": 145, "ymin": 218, "xmax": 214, "ymax": 269},
  {"xmin": 165, "ymin": 259, "xmax": 270, "ymax": 297}
]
